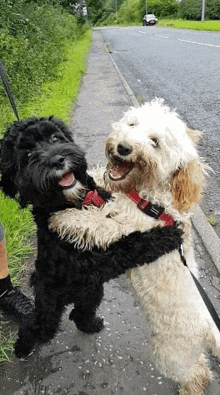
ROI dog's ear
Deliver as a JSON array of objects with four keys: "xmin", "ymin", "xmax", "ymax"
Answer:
[
  {"xmin": 0, "ymin": 125, "xmax": 19, "ymax": 198},
  {"xmin": 186, "ymin": 128, "xmax": 202, "ymax": 146},
  {"xmin": 170, "ymin": 160, "xmax": 205, "ymax": 212}
]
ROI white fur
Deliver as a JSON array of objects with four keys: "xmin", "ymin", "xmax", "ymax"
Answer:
[{"xmin": 50, "ymin": 99, "xmax": 220, "ymax": 394}]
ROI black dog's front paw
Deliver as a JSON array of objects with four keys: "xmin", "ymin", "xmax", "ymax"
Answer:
[
  {"xmin": 69, "ymin": 309, "xmax": 104, "ymax": 333},
  {"xmin": 14, "ymin": 336, "xmax": 35, "ymax": 359}
]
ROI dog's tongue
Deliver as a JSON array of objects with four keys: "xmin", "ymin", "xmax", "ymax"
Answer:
[
  {"xmin": 58, "ymin": 173, "xmax": 75, "ymax": 187},
  {"xmin": 109, "ymin": 162, "xmax": 133, "ymax": 180}
]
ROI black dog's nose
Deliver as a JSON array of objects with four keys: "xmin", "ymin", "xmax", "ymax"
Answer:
[
  {"xmin": 50, "ymin": 155, "xmax": 65, "ymax": 169},
  {"xmin": 117, "ymin": 142, "xmax": 133, "ymax": 156}
]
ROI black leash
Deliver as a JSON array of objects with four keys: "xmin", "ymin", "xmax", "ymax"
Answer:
[
  {"xmin": 0, "ymin": 60, "xmax": 20, "ymax": 121},
  {"xmin": 179, "ymin": 246, "xmax": 220, "ymax": 332}
]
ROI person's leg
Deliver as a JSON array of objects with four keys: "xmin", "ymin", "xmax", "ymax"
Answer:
[{"xmin": 0, "ymin": 222, "xmax": 34, "ymax": 319}]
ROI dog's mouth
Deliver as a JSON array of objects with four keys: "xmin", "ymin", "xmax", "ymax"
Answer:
[
  {"xmin": 58, "ymin": 173, "xmax": 77, "ymax": 189},
  {"xmin": 107, "ymin": 160, "xmax": 134, "ymax": 181}
]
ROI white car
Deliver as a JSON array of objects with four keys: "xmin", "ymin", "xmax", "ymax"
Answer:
[{"xmin": 143, "ymin": 14, "xmax": 158, "ymax": 26}]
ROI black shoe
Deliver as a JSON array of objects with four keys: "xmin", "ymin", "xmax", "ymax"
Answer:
[{"xmin": 0, "ymin": 287, "xmax": 34, "ymax": 320}]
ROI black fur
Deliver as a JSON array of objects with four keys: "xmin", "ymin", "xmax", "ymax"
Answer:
[{"xmin": 0, "ymin": 117, "xmax": 182, "ymax": 358}]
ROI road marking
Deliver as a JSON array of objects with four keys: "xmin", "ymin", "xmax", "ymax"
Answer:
[
  {"xmin": 155, "ymin": 34, "xmax": 169, "ymax": 39},
  {"xmin": 121, "ymin": 28, "xmax": 220, "ymax": 49},
  {"xmin": 178, "ymin": 39, "xmax": 220, "ymax": 48}
]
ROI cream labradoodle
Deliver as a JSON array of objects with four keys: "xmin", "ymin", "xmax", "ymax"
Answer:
[{"xmin": 50, "ymin": 98, "xmax": 220, "ymax": 394}]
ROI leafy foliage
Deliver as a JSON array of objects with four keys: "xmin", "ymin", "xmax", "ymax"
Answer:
[
  {"xmin": 0, "ymin": 0, "xmax": 87, "ymax": 115},
  {"xmin": 107, "ymin": 0, "xmax": 179, "ymax": 25},
  {"xmin": 179, "ymin": 0, "xmax": 220, "ymax": 20}
]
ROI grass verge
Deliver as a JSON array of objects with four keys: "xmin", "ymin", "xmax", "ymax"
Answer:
[
  {"xmin": 158, "ymin": 19, "xmax": 220, "ymax": 31},
  {"xmin": 0, "ymin": 29, "xmax": 92, "ymax": 363}
]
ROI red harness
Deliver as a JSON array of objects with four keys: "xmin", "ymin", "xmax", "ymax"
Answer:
[
  {"xmin": 81, "ymin": 189, "xmax": 107, "ymax": 208},
  {"xmin": 126, "ymin": 189, "xmax": 175, "ymax": 227},
  {"xmin": 82, "ymin": 188, "xmax": 175, "ymax": 227}
]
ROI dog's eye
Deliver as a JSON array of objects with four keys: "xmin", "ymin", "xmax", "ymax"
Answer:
[
  {"xmin": 27, "ymin": 152, "xmax": 32, "ymax": 158},
  {"xmin": 129, "ymin": 124, "xmax": 135, "ymax": 127},
  {"xmin": 52, "ymin": 135, "xmax": 60, "ymax": 143},
  {"xmin": 151, "ymin": 138, "xmax": 159, "ymax": 147}
]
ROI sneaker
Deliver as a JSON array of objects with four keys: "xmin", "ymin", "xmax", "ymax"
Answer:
[{"xmin": 0, "ymin": 287, "xmax": 34, "ymax": 320}]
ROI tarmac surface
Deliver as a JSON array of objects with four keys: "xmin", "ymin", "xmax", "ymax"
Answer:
[{"xmin": 1, "ymin": 28, "xmax": 220, "ymax": 395}]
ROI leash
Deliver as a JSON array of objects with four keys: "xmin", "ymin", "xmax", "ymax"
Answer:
[
  {"xmin": 0, "ymin": 60, "xmax": 20, "ymax": 121},
  {"xmin": 179, "ymin": 246, "xmax": 220, "ymax": 332}
]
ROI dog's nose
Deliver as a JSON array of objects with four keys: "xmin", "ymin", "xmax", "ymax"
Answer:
[
  {"xmin": 117, "ymin": 142, "xmax": 133, "ymax": 156},
  {"xmin": 50, "ymin": 155, "xmax": 65, "ymax": 169}
]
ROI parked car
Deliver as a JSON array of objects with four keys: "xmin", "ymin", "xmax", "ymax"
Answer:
[{"xmin": 143, "ymin": 14, "xmax": 158, "ymax": 26}]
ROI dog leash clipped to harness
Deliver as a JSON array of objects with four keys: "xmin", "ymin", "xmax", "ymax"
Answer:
[{"xmin": 0, "ymin": 60, "xmax": 20, "ymax": 121}]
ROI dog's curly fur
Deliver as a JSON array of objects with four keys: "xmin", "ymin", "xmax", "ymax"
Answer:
[
  {"xmin": 50, "ymin": 99, "xmax": 220, "ymax": 394},
  {"xmin": 0, "ymin": 116, "xmax": 182, "ymax": 359}
]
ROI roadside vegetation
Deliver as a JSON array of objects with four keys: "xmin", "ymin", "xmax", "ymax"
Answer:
[
  {"xmin": 92, "ymin": 0, "xmax": 220, "ymax": 29},
  {"xmin": 158, "ymin": 19, "xmax": 220, "ymax": 31},
  {"xmin": 0, "ymin": 0, "xmax": 91, "ymax": 363}
]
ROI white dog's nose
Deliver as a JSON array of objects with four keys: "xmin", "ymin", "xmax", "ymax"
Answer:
[{"xmin": 117, "ymin": 142, "xmax": 133, "ymax": 156}]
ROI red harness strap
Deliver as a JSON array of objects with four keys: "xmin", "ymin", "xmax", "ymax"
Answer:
[
  {"xmin": 82, "ymin": 188, "xmax": 175, "ymax": 227},
  {"xmin": 126, "ymin": 189, "xmax": 175, "ymax": 227},
  {"xmin": 81, "ymin": 189, "xmax": 106, "ymax": 208}
]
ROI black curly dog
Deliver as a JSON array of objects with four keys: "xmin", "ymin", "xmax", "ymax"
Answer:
[{"xmin": 0, "ymin": 117, "xmax": 182, "ymax": 358}]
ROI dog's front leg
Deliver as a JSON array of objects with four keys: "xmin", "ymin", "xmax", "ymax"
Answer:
[
  {"xmin": 69, "ymin": 283, "xmax": 104, "ymax": 333},
  {"xmin": 14, "ymin": 312, "xmax": 37, "ymax": 358},
  {"xmin": 15, "ymin": 289, "xmax": 65, "ymax": 358}
]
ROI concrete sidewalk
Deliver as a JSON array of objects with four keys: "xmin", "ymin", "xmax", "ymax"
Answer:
[{"xmin": 1, "ymin": 29, "xmax": 220, "ymax": 395}]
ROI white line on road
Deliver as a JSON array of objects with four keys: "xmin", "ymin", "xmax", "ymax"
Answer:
[
  {"xmin": 178, "ymin": 38, "xmax": 220, "ymax": 48},
  {"xmin": 155, "ymin": 34, "xmax": 169, "ymax": 39},
  {"xmin": 123, "ymin": 28, "xmax": 219, "ymax": 48}
]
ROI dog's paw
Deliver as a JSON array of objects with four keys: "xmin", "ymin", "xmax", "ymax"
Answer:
[
  {"xmin": 83, "ymin": 317, "xmax": 104, "ymax": 334},
  {"xmin": 69, "ymin": 309, "xmax": 104, "ymax": 333},
  {"xmin": 14, "ymin": 338, "xmax": 35, "ymax": 359}
]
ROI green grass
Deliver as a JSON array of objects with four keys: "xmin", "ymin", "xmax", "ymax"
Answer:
[
  {"xmin": 0, "ymin": 29, "xmax": 92, "ymax": 363},
  {"xmin": 158, "ymin": 19, "xmax": 220, "ymax": 31}
]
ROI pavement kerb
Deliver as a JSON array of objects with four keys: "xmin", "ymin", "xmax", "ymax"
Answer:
[{"xmin": 103, "ymin": 39, "xmax": 220, "ymax": 274}]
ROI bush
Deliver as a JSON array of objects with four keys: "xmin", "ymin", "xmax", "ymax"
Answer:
[
  {"xmin": 179, "ymin": 0, "xmax": 220, "ymax": 20},
  {"xmin": 0, "ymin": 1, "xmax": 87, "ymax": 113}
]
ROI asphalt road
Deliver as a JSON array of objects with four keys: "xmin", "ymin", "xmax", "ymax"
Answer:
[{"xmin": 100, "ymin": 26, "xmax": 220, "ymax": 237}]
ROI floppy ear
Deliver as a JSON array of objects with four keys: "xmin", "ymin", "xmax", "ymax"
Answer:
[
  {"xmin": 186, "ymin": 127, "xmax": 202, "ymax": 146},
  {"xmin": 170, "ymin": 160, "xmax": 205, "ymax": 212},
  {"xmin": 0, "ymin": 127, "xmax": 18, "ymax": 198}
]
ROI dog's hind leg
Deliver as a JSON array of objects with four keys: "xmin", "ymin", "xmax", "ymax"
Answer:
[
  {"xmin": 69, "ymin": 284, "xmax": 104, "ymax": 334},
  {"xmin": 178, "ymin": 353, "xmax": 213, "ymax": 395}
]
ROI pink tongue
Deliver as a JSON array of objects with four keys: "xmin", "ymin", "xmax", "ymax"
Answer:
[
  {"xmin": 58, "ymin": 173, "xmax": 74, "ymax": 187},
  {"xmin": 111, "ymin": 163, "xmax": 126, "ymax": 177},
  {"xmin": 110, "ymin": 163, "xmax": 132, "ymax": 178}
]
